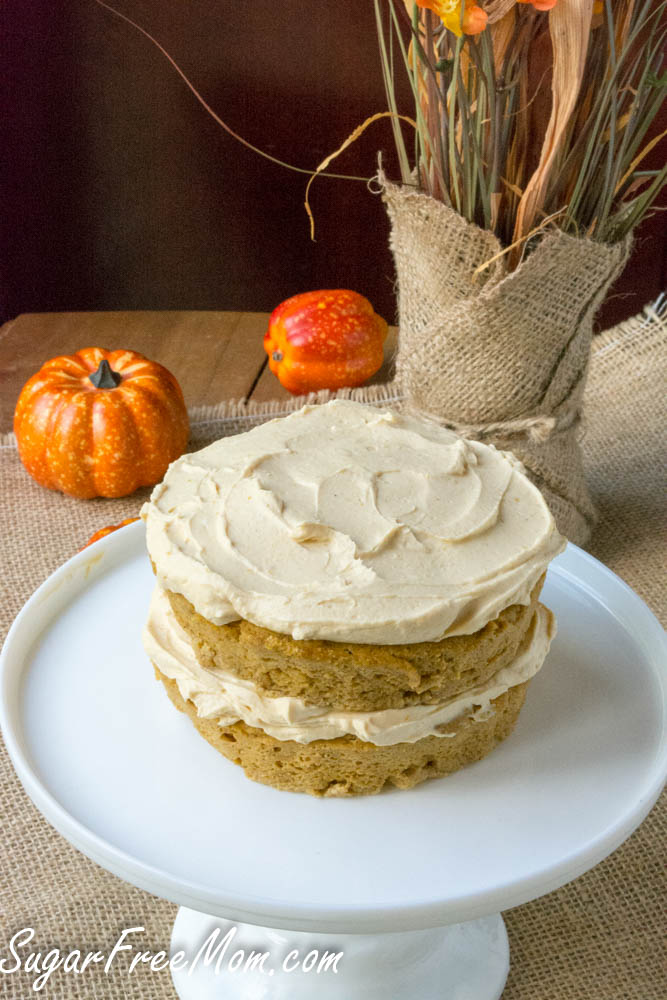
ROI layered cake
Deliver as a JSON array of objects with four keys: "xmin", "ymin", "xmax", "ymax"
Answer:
[{"xmin": 142, "ymin": 399, "xmax": 565, "ymax": 796}]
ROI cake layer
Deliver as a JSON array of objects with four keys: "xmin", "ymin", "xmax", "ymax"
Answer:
[
  {"xmin": 143, "ymin": 586, "xmax": 554, "ymax": 745},
  {"xmin": 166, "ymin": 576, "xmax": 545, "ymax": 711},
  {"xmin": 142, "ymin": 399, "xmax": 565, "ymax": 644},
  {"xmin": 156, "ymin": 669, "xmax": 529, "ymax": 796}
]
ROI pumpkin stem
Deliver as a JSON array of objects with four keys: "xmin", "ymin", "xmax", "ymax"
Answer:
[{"xmin": 89, "ymin": 359, "xmax": 122, "ymax": 389}]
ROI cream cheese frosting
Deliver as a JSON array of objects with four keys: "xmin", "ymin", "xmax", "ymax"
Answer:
[
  {"xmin": 142, "ymin": 399, "xmax": 565, "ymax": 644},
  {"xmin": 143, "ymin": 587, "xmax": 555, "ymax": 746}
]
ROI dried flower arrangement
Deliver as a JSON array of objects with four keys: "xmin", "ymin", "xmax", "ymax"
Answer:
[
  {"xmin": 367, "ymin": 0, "xmax": 665, "ymax": 544},
  {"xmin": 374, "ymin": 0, "xmax": 666, "ymax": 260}
]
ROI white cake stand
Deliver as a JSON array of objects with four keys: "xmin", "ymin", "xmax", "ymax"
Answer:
[{"xmin": 1, "ymin": 521, "xmax": 665, "ymax": 999}]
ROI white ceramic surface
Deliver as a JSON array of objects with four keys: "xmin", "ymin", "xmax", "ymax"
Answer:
[{"xmin": 1, "ymin": 520, "xmax": 666, "ymax": 934}]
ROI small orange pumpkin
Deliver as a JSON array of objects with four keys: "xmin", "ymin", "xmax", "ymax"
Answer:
[
  {"xmin": 80, "ymin": 517, "xmax": 140, "ymax": 550},
  {"xmin": 264, "ymin": 290, "xmax": 388, "ymax": 395},
  {"xmin": 14, "ymin": 347, "xmax": 189, "ymax": 499}
]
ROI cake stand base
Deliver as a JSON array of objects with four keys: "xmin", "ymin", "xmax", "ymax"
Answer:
[{"xmin": 169, "ymin": 907, "xmax": 509, "ymax": 1000}]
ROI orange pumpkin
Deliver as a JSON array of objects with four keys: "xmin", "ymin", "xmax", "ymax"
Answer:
[
  {"xmin": 80, "ymin": 517, "xmax": 140, "ymax": 550},
  {"xmin": 264, "ymin": 290, "xmax": 388, "ymax": 395},
  {"xmin": 14, "ymin": 347, "xmax": 189, "ymax": 499}
]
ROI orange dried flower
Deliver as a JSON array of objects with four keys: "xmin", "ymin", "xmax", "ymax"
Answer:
[
  {"xmin": 416, "ymin": 0, "xmax": 488, "ymax": 37},
  {"xmin": 516, "ymin": 0, "xmax": 558, "ymax": 10}
]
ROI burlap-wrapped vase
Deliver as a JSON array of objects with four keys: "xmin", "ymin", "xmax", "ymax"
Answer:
[{"xmin": 382, "ymin": 179, "xmax": 631, "ymax": 544}]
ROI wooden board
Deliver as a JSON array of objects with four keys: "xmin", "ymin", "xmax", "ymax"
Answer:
[{"xmin": 0, "ymin": 311, "xmax": 269, "ymax": 431}]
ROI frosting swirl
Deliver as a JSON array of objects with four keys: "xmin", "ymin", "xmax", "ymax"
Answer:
[
  {"xmin": 143, "ymin": 587, "xmax": 555, "ymax": 746},
  {"xmin": 142, "ymin": 400, "xmax": 565, "ymax": 643}
]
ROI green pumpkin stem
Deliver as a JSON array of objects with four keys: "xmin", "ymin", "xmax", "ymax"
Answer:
[{"xmin": 89, "ymin": 359, "xmax": 122, "ymax": 389}]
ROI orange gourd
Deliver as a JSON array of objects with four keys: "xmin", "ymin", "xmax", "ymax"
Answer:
[
  {"xmin": 80, "ymin": 517, "xmax": 140, "ymax": 550},
  {"xmin": 14, "ymin": 348, "xmax": 189, "ymax": 499},
  {"xmin": 264, "ymin": 290, "xmax": 388, "ymax": 395}
]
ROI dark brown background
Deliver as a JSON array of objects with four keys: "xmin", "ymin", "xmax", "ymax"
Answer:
[{"xmin": 2, "ymin": 0, "xmax": 665, "ymax": 330}]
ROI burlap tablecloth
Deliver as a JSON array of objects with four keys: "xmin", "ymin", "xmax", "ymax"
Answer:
[{"xmin": 1, "ymin": 304, "xmax": 665, "ymax": 998}]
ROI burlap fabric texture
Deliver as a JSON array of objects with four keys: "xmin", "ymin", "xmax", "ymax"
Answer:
[
  {"xmin": 382, "ymin": 179, "xmax": 631, "ymax": 546},
  {"xmin": 0, "ymin": 302, "xmax": 665, "ymax": 998}
]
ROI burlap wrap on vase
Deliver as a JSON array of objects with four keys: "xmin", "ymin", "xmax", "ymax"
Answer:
[{"xmin": 382, "ymin": 180, "xmax": 631, "ymax": 544}]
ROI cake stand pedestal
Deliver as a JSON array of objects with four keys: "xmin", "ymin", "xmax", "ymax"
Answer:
[
  {"xmin": 169, "ymin": 910, "xmax": 508, "ymax": 999},
  {"xmin": 1, "ymin": 523, "xmax": 665, "ymax": 1000}
]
